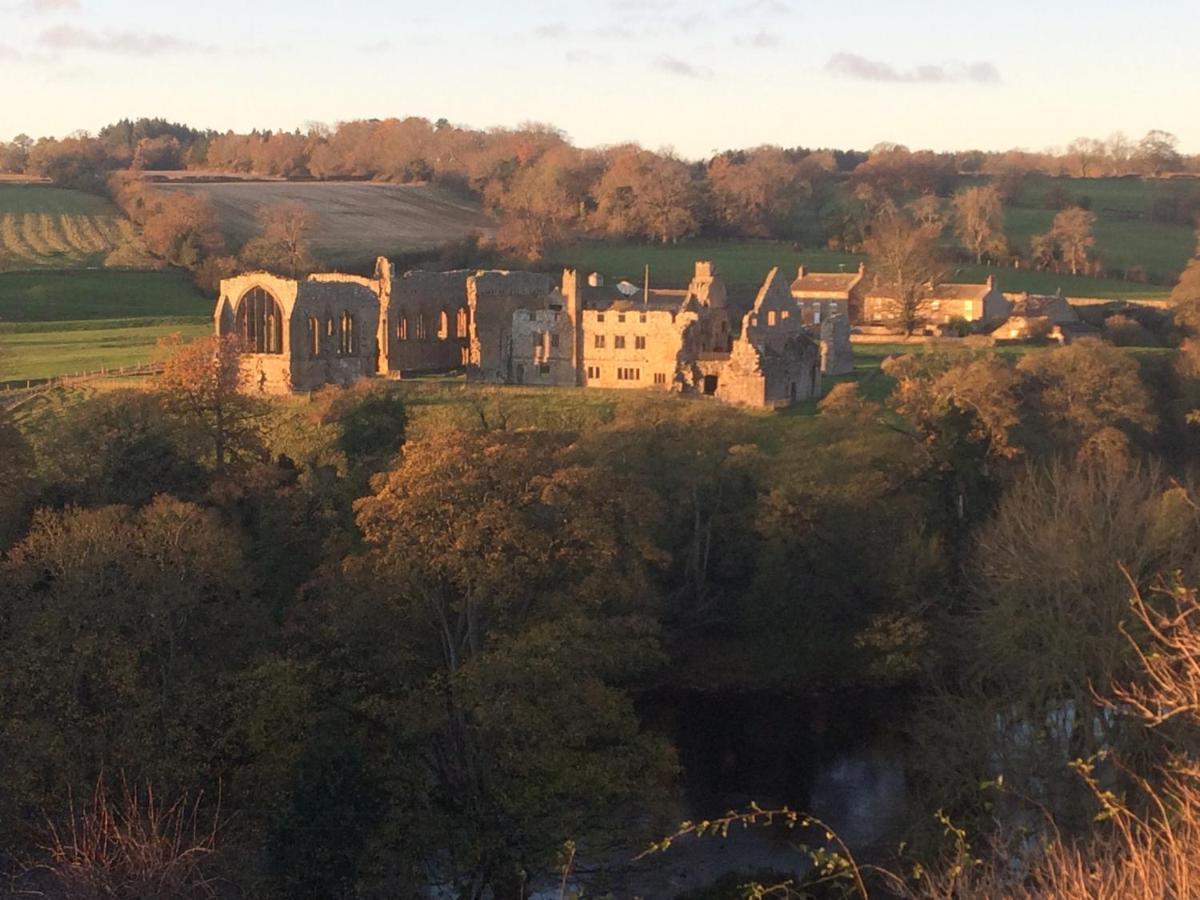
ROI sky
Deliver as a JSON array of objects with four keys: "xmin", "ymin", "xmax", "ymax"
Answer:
[{"xmin": 1, "ymin": 0, "xmax": 1198, "ymax": 160}]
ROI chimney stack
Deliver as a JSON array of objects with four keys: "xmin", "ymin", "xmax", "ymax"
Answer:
[
  {"xmin": 986, "ymin": 274, "xmax": 996, "ymax": 289},
  {"xmin": 587, "ymin": 272, "xmax": 603, "ymax": 287},
  {"xmin": 797, "ymin": 264, "xmax": 808, "ymax": 279}
]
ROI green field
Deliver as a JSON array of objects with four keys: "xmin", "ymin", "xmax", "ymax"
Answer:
[
  {"xmin": 0, "ymin": 184, "xmax": 141, "ymax": 270},
  {"xmin": 0, "ymin": 269, "xmax": 210, "ymax": 381},
  {"xmin": 555, "ymin": 240, "xmax": 1173, "ymax": 300}
]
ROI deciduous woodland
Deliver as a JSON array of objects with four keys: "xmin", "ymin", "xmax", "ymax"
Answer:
[
  {"xmin": 5, "ymin": 324, "xmax": 1200, "ymax": 897},
  {"xmin": 5, "ymin": 118, "xmax": 1200, "ymax": 286}
]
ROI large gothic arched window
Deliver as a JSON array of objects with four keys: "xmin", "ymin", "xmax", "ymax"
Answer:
[{"xmin": 236, "ymin": 287, "xmax": 284, "ymax": 354}]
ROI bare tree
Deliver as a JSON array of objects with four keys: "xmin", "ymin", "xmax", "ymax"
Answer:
[
  {"xmin": 239, "ymin": 201, "xmax": 317, "ymax": 277},
  {"xmin": 952, "ymin": 185, "xmax": 1006, "ymax": 264},
  {"xmin": 864, "ymin": 206, "xmax": 947, "ymax": 334}
]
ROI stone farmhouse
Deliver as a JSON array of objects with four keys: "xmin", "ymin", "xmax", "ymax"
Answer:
[
  {"xmin": 790, "ymin": 262, "xmax": 867, "ymax": 325},
  {"xmin": 862, "ymin": 274, "xmax": 1009, "ymax": 331},
  {"xmin": 214, "ymin": 258, "xmax": 848, "ymax": 408}
]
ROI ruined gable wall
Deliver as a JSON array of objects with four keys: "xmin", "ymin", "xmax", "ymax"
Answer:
[
  {"xmin": 467, "ymin": 271, "xmax": 554, "ymax": 382},
  {"xmin": 388, "ymin": 269, "xmax": 473, "ymax": 373}
]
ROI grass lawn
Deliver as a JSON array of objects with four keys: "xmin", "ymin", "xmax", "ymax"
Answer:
[
  {"xmin": 0, "ymin": 269, "xmax": 211, "ymax": 381},
  {"xmin": 0, "ymin": 269, "xmax": 209, "ymax": 322},
  {"xmin": 0, "ymin": 318, "xmax": 210, "ymax": 382}
]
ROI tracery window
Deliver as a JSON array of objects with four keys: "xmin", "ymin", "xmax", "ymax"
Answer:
[{"xmin": 236, "ymin": 287, "xmax": 284, "ymax": 353}]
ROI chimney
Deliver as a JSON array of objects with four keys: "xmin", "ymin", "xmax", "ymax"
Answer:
[
  {"xmin": 858, "ymin": 261, "xmax": 866, "ymax": 275},
  {"xmin": 695, "ymin": 260, "xmax": 714, "ymax": 280},
  {"xmin": 797, "ymin": 264, "xmax": 808, "ymax": 279},
  {"xmin": 587, "ymin": 272, "xmax": 603, "ymax": 287},
  {"xmin": 986, "ymin": 274, "xmax": 996, "ymax": 290}
]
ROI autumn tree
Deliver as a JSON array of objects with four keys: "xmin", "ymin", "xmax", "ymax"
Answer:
[
  {"xmin": 864, "ymin": 204, "xmax": 947, "ymax": 334},
  {"xmin": 707, "ymin": 146, "xmax": 806, "ymax": 237},
  {"xmin": 913, "ymin": 463, "xmax": 1200, "ymax": 828},
  {"xmin": 154, "ymin": 333, "xmax": 264, "ymax": 472},
  {"xmin": 239, "ymin": 201, "xmax": 317, "ymax": 277},
  {"xmin": 952, "ymin": 184, "xmax": 1006, "ymax": 264},
  {"xmin": 316, "ymin": 427, "xmax": 673, "ymax": 897},
  {"xmin": 0, "ymin": 411, "xmax": 34, "ymax": 552},
  {"xmin": 1172, "ymin": 232, "xmax": 1200, "ymax": 306},
  {"xmin": 1136, "ymin": 129, "xmax": 1182, "ymax": 176},
  {"xmin": 0, "ymin": 497, "xmax": 260, "ymax": 831},
  {"xmin": 485, "ymin": 144, "xmax": 586, "ymax": 261},
  {"xmin": 139, "ymin": 190, "xmax": 225, "ymax": 269},
  {"xmin": 593, "ymin": 146, "xmax": 698, "ymax": 243},
  {"xmin": 1016, "ymin": 342, "xmax": 1156, "ymax": 460}
]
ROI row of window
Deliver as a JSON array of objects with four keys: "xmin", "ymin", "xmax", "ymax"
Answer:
[
  {"xmin": 593, "ymin": 335, "xmax": 649, "ymax": 350},
  {"xmin": 395, "ymin": 308, "xmax": 468, "ymax": 341},
  {"xmin": 532, "ymin": 332, "xmax": 561, "ymax": 349},
  {"xmin": 595, "ymin": 312, "xmax": 648, "ymax": 324},
  {"xmin": 582, "ymin": 366, "xmax": 668, "ymax": 385},
  {"xmin": 306, "ymin": 312, "xmax": 357, "ymax": 357}
]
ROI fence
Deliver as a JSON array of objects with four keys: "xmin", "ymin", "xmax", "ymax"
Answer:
[{"xmin": 0, "ymin": 363, "xmax": 161, "ymax": 410}]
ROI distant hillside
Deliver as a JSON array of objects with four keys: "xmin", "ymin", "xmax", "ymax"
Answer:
[
  {"xmin": 159, "ymin": 181, "xmax": 496, "ymax": 267},
  {"xmin": 0, "ymin": 184, "xmax": 140, "ymax": 271}
]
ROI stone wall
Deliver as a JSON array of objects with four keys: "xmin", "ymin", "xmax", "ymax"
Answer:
[
  {"xmin": 508, "ymin": 307, "xmax": 577, "ymax": 386},
  {"xmin": 467, "ymin": 270, "xmax": 554, "ymax": 382},
  {"xmin": 817, "ymin": 314, "xmax": 854, "ymax": 375},
  {"xmin": 386, "ymin": 269, "xmax": 472, "ymax": 373},
  {"xmin": 576, "ymin": 307, "xmax": 694, "ymax": 391}
]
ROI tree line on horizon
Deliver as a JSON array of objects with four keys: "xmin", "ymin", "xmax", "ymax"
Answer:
[{"xmin": 2, "ymin": 117, "xmax": 1199, "ymax": 265}]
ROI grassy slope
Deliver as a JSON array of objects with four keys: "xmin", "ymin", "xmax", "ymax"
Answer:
[
  {"xmin": 0, "ymin": 184, "xmax": 135, "ymax": 270},
  {"xmin": 0, "ymin": 269, "xmax": 210, "ymax": 381}
]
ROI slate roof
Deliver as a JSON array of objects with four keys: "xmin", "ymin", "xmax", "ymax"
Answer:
[{"xmin": 790, "ymin": 271, "xmax": 864, "ymax": 298}]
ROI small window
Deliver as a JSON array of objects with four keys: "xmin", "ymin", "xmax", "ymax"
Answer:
[
  {"xmin": 813, "ymin": 310, "xmax": 821, "ymax": 324},
  {"xmin": 618, "ymin": 313, "xmax": 626, "ymax": 323},
  {"xmin": 457, "ymin": 307, "xmax": 468, "ymax": 338},
  {"xmin": 586, "ymin": 365, "xmax": 600, "ymax": 379},
  {"xmin": 538, "ymin": 363, "xmax": 550, "ymax": 374},
  {"xmin": 614, "ymin": 335, "xmax": 626, "ymax": 349},
  {"xmin": 438, "ymin": 310, "xmax": 450, "ymax": 339},
  {"xmin": 551, "ymin": 333, "xmax": 559, "ymax": 348},
  {"xmin": 639, "ymin": 312, "xmax": 647, "ymax": 323},
  {"xmin": 594, "ymin": 334, "xmax": 605, "ymax": 348},
  {"xmin": 532, "ymin": 333, "xmax": 541, "ymax": 349},
  {"xmin": 397, "ymin": 312, "xmax": 408, "ymax": 341},
  {"xmin": 635, "ymin": 336, "xmax": 646, "ymax": 350},
  {"xmin": 654, "ymin": 372, "xmax": 666, "ymax": 385},
  {"xmin": 339, "ymin": 310, "xmax": 355, "ymax": 356},
  {"xmin": 781, "ymin": 309, "xmax": 790, "ymax": 320},
  {"xmin": 596, "ymin": 312, "xmax": 605, "ymax": 323},
  {"xmin": 308, "ymin": 315, "xmax": 320, "ymax": 356},
  {"xmin": 767, "ymin": 310, "xmax": 777, "ymax": 326},
  {"xmin": 527, "ymin": 310, "xmax": 536, "ymax": 321}
]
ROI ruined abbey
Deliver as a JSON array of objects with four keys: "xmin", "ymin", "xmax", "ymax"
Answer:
[{"xmin": 214, "ymin": 257, "xmax": 854, "ymax": 407}]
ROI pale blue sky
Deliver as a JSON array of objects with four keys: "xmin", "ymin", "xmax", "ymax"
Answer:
[{"xmin": 1, "ymin": 0, "xmax": 1197, "ymax": 159}]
